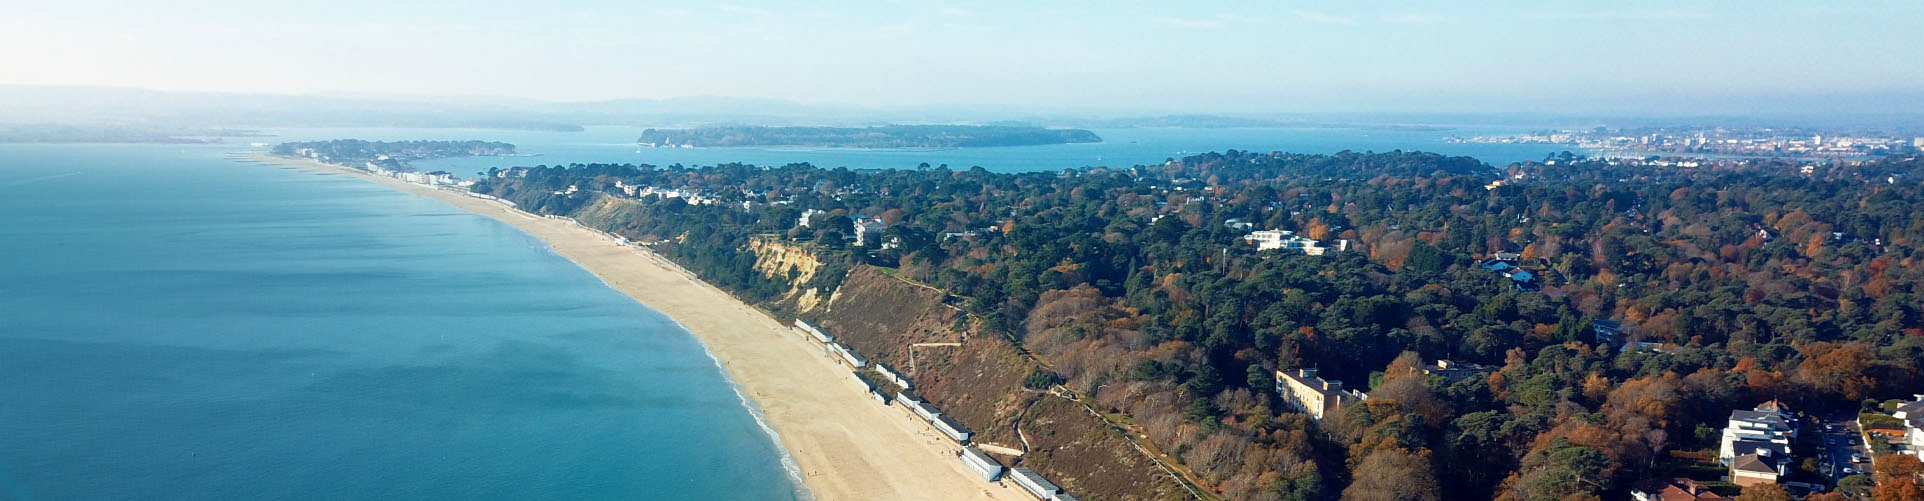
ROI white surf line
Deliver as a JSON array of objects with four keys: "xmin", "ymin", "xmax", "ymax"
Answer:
[{"xmin": 0, "ymin": 172, "xmax": 83, "ymax": 187}]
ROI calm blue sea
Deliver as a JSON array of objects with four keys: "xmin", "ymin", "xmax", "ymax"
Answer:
[
  {"xmin": 0, "ymin": 126, "xmax": 1563, "ymax": 499},
  {"xmin": 0, "ymin": 144, "xmax": 803, "ymax": 500}
]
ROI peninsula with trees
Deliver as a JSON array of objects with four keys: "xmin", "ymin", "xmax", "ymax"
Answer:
[
  {"xmin": 636, "ymin": 125, "xmax": 1102, "ymax": 149},
  {"xmin": 271, "ymin": 139, "xmax": 516, "ymax": 172}
]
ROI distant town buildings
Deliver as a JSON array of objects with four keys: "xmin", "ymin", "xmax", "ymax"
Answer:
[
  {"xmin": 1452, "ymin": 126, "xmax": 1921, "ymax": 161},
  {"xmin": 1275, "ymin": 368, "xmax": 1363, "ymax": 421},
  {"xmin": 356, "ymin": 162, "xmax": 460, "ymax": 187}
]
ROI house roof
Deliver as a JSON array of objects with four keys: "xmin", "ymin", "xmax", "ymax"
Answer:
[
  {"xmin": 1731, "ymin": 454, "xmax": 1778, "ymax": 474},
  {"xmin": 1280, "ymin": 369, "xmax": 1348, "ymax": 397},
  {"xmin": 1729, "ymin": 439, "xmax": 1786, "ymax": 457},
  {"xmin": 1897, "ymin": 399, "xmax": 1924, "ymax": 416},
  {"xmin": 1641, "ymin": 479, "xmax": 1732, "ymax": 501},
  {"xmin": 1730, "ymin": 409, "xmax": 1788, "ymax": 426}
]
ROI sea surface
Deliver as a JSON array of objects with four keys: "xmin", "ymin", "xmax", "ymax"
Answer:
[
  {"xmin": 0, "ymin": 144, "xmax": 803, "ymax": 500},
  {"xmin": 248, "ymin": 125, "xmax": 1576, "ymax": 177},
  {"xmin": 0, "ymin": 125, "xmax": 1564, "ymax": 499}
]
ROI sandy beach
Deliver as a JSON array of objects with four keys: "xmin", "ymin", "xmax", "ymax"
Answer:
[{"xmin": 253, "ymin": 154, "xmax": 1026, "ymax": 501}]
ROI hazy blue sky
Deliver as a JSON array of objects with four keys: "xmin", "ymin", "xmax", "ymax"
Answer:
[{"xmin": 4, "ymin": 0, "xmax": 1922, "ymax": 113}]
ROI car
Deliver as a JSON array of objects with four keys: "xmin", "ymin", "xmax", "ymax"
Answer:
[{"xmin": 1843, "ymin": 467, "xmax": 1858, "ymax": 475}]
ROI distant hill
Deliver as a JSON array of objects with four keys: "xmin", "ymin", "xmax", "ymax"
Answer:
[{"xmin": 636, "ymin": 125, "xmax": 1102, "ymax": 148}]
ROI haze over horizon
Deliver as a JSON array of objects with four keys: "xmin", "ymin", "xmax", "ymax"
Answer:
[{"xmin": 5, "ymin": 0, "xmax": 1924, "ymax": 115}]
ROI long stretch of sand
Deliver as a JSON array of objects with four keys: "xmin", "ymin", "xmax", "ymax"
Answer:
[{"xmin": 254, "ymin": 154, "xmax": 1027, "ymax": 501}]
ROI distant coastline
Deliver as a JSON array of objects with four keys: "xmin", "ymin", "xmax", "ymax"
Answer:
[
  {"xmin": 637, "ymin": 125, "xmax": 1102, "ymax": 149},
  {"xmin": 272, "ymin": 139, "xmax": 516, "ymax": 172},
  {"xmin": 0, "ymin": 123, "xmax": 265, "ymax": 144}
]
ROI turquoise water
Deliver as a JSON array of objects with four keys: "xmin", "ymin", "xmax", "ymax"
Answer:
[
  {"xmin": 249, "ymin": 125, "xmax": 1574, "ymax": 176},
  {"xmin": 0, "ymin": 126, "xmax": 1563, "ymax": 499},
  {"xmin": 0, "ymin": 144, "xmax": 802, "ymax": 500}
]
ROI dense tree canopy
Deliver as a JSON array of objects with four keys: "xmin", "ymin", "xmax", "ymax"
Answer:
[{"xmin": 471, "ymin": 149, "xmax": 1924, "ymax": 500}]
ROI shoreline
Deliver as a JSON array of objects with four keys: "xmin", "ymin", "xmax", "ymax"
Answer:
[{"xmin": 250, "ymin": 153, "xmax": 1025, "ymax": 501}]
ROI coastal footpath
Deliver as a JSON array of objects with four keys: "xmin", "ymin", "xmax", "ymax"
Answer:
[{"xmin": 253, "ymin": 153, "xmax": 1029, "ymax": 501}]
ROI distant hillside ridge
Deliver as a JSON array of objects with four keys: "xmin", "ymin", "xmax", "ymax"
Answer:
[{"xmin": 636, "ymin": 125, "xmax": 1102, "ymax": 148}]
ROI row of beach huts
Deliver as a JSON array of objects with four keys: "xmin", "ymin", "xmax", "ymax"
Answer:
[{"xmin": 792, "ymin": 319, "xmax": 1079, "ymax": 501}]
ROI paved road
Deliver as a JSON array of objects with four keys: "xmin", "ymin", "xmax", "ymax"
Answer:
[{"xmin": 1817, "ymin": 412, "xmax": 1873, "ymax": 481}]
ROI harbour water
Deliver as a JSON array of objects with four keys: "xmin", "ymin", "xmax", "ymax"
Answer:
[
  {"xmin": 0, "ymin": 143, "xmax": 802, "ymax": 500},
  {"xmin": 252, "ymin": 125, "xmax": 1576, "ymax": 176}
]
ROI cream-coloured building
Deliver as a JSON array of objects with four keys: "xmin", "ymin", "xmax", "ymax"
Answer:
[{"xmin": 1275, "ymin": 368, "xmax": 1361, "ymax": 421}]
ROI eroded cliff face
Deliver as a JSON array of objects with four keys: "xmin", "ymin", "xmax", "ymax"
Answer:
[
  {"xmin": 748, "ymin": 236, "xmax": 825, "ymax": 311},
  {"xmin": 809, "ymin": 266, "xmax": 1192, "ymax": 501}
]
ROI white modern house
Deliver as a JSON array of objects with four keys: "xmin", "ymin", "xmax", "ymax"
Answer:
[
  {"xmin": 1895, "ymin": 395, "xmax": 1924, "ymax": 459},
  {"xmin": 1243, "ymin": 229, "xmax": 1346, "ymax": 255},
  {"xmin": 1718, "ymin": 403, "xmax": 1794, "ymax": 487},
  {"xmin": 852, "ymin": 216, "xmax": 887, "ymax": 247}
]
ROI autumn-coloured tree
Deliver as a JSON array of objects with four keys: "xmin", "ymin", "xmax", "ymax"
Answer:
[
  {"xmin": 475, "ymin": 146, "xmax": 1924, "ymax": 501},
  {"xmin": 1875, "ymin": 479, "xmax": 1924, "ymax": 501},
  {"xmin": 1732, "ymin": 482, "xmax": 1792, "ymax": 501},
  {"xmin": 1340, "ymin": 448, "xmax": 1440, "ymax": 501},
  {"xmin": 1305, "ymin": 218, "xmax": 1332, "ymax": 240},
  {"xmin": 1877, "ymin": 453, "xmax": 1924, "ymax": 501},
  {"xmin": 1794, "ymin": 342, "xmax": 1879, "ymax": 401},
  {"xmin": 1382, "ymin": 351, "xmax": 1425, "ymax": 383}
]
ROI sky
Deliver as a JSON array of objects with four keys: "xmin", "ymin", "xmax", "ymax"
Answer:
[{"xmin": 3, "ymin": 0, "xmax": 1922, "ymax": 114}]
